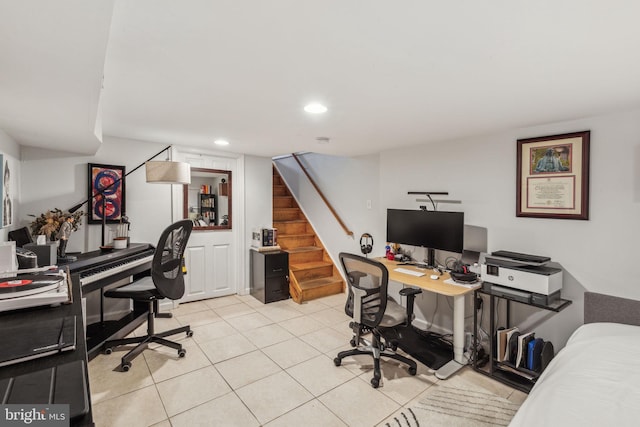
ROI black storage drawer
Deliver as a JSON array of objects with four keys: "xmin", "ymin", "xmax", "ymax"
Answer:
[
  {"xmin": 265, "ymin": 276, "xmax": 289, "ymax": 302},
  {"xmin": 250, "ymin": 249, "xmax": 290, "ymax": 304},
  {"xmin": 265, "ymin": 254, "xmax": 288, "ymax": 278}
]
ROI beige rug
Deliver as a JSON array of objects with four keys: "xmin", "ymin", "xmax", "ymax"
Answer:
[{"xmin": 383, "ymin": 384, "xmax": 521, "ymax": 427}]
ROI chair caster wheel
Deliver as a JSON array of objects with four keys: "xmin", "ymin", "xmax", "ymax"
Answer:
[
  {"xmin": 350, "ymin": 338, "xmax": 357, "ymax": 347},
  {"xmin": 178, "ymin": 349, "xmax": 186, "ymax": 358},
  {"xmin": 122, "ymin": 362, "xmax": 131, "ymax": 372},
  {"xmin": 333, "ymin": 358, "xmax": 341, "ymax": 367},
  {"xmin": 408, "ymin": 367, "xmax": 417, "ymax": 375},
  {"xmin": 104, "ymin": 347, "xmax": 113, "ymax": 355},
  {"xmin": 186, "ymin": 330, "xmax": 194, "ymax": 337},
  {"xmin": 371, "ymin": 377, "xmax": 380, "ymax": 388}
]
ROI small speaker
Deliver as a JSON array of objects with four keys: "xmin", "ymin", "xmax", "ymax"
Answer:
[{"xmin": 540, "ymin": 341, "xmax": 555, "ymax": 373}]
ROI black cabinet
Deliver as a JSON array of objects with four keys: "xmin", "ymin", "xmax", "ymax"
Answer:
[{"xmin": 250, "ymin": 249, "xmax": 290, "ymax": 303}]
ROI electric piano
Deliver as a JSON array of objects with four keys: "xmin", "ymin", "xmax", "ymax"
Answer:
[{"xmin": 65, "ymin": 243, "xmax": 155, "ymax": 359}]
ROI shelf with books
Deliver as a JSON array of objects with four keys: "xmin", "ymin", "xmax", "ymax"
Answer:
[
  {"xmin": 472, "ymin": 287, "xmax": 571, "ymax": 393},
  {"xmin": 198, "ymin": 193, "xmax": 217, "ymax": 224}
]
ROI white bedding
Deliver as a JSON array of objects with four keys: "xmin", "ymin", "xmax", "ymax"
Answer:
[{"xmin": 509, "ymin": 322, "xmax": 640, "ymax": 426}]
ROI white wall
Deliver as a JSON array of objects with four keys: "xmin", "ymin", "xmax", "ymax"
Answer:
[
  {"xmin": 380, "ymin": 107, "xmax": 640, "ymax": 348},
  {"xmin": 244, "ymin": 155, "xmax": 274, "ymax": 294},
  {"xmin": 18, "ymin": 137, "xmax": 270, "ymax": 297},
  {"xmin": 275, "ymin": 108, "xmax": 640, "ymax": 351},
  {"xmin": 20, "ymin": 137, "xmax": 180, "ymax": 253},
  {"xmin": 273, "ymin": 153, "xmax": 383, "ymax": 270}
]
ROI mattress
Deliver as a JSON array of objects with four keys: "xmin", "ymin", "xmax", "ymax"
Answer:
[{"xmin": 509, "ymin": 322, "xmax": 640, "ymax": 426}]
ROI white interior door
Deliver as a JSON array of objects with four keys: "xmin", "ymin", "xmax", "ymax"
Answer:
[{"xmin": 182, "ymin": 229, "xmax": 236, "ymax": 302}]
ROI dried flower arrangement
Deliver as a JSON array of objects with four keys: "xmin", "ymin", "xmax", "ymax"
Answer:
[{"xmin": 29, "ymin": 208, "xmax": 84, "ymax": 240}]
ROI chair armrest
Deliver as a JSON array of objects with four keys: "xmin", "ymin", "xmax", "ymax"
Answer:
[
  {"xmin": 399, "ymin": 286, "xmax": 421, "ymax": 325},
  {"xmin": 351, "ymin": 287, "xmax": 368, "ymax": 323},
  {"xmin": 399, "ymin": 288, "xmax": 422, "ymax": 297}
]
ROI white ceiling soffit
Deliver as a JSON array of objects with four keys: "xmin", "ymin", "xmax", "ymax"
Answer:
[
  {"xmin": 3, "ymin": 1, "xmax": 640, "ymax": 157},
  {"xmin": 101, "ymin": 1, "xmax": 640, "ymax": 157},
  {"xmin": 0, "ymin": 0, "xmax": 114, "ymax": 154}
]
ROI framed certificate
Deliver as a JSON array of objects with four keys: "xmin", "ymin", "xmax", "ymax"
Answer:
[{"xmin": 516, "ymin": 131, "xmax": 590, "ymax": 220}]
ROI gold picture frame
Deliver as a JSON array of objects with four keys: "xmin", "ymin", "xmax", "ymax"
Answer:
[{"xmin": 516, "ymin": 131, "xmax": 590, "ymax": 220}]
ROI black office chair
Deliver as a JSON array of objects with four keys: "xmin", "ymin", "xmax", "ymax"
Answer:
[
  {"xmin": 103, "ymin": 220, "xmax": 194, "ymax": 371},
  {"xmin": 333, "ymin": 252, "xmax": 421, "ymax": 388}
]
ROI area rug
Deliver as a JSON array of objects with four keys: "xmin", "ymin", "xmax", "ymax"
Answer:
[{"xmin": 383, "ymin": 384, "xmax": 521, "ymax": 427}]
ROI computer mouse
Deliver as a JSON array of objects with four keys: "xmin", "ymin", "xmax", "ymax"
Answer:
[{"xmin": 430, "ymin": 274, "xmax": 439, "ymax": 280}]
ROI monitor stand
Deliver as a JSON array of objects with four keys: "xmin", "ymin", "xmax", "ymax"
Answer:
[{"xmin": 425, "ymin": 248, "xmax": 435, "ymax": 269}]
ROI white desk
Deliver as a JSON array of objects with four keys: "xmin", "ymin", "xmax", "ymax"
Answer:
[{"xmin": 378, "ymin": 257, "xmax": 477, "ymax": 379}]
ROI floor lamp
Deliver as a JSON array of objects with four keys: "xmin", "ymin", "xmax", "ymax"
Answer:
[{"xmin": 67, "ymin": 145, "xmax": 191, "ymax": 250}]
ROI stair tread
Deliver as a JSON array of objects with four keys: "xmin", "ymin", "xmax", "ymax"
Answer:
[
  {"xmin": 286, "ymin": 246, "xmax": 323, "ymax": 254},
  {"xmin": 290, "ymin": 261, "xmax": 333, "ymax": 271},
  {"xmin": 298, "ymin": 275, "xmax": 344, "ymax": 290},
  {"xmin": 274, "ymin": 207, "xmax": 300, "ymax": 211},
  {"xmin": 279, "ymin": 233, "xmax": 314, "ymax": 238},
  {"xmin": 274, "ymin": 219, "xmax": 307, "ymax": 224}
]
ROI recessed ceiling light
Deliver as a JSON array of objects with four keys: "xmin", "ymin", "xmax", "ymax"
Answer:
[
  {"xmin": 214, "ymin": 139, "xmax": 229, "ymax": 146},
  {"xmin": 304, "ymin": 103, "xmax": 328, "ymax": 114}
]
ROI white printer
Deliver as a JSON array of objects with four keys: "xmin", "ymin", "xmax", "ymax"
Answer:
[{"xmin": 480, "ymin": 250, "xmax": 562, "ymax": 305}]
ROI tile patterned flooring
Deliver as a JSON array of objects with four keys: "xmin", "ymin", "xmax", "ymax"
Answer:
[{"xmin": 89, "ymin": 293, "xmax": 527, "ymax": 426}]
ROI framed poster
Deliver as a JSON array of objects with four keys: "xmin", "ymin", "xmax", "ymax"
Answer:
[
  {"xmin": 516, "ymin": 131, "xmax": 590, "ymax": 220},
  {"xmin": 88, "ymin": 163, "xmax": 126, "ymax": 224}
]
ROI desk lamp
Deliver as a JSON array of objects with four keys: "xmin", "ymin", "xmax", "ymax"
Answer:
[{"xmin": 408, "ymin": 191, "xmax": 461, "ymax": 211}]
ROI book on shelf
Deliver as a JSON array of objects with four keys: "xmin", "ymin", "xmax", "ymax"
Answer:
[
  {"xmin": 505, "ymin": 327, "xmax": 520, "ymax": 363},
  {"xmin": 496, "ymin": 327, "xmax": 518, "ymax": 362},
  {"xmin": 200, "ymin": 185, "xmax": 214, "ymax": 194},
  {"xmin": 515, "ymin": 331, "xmax": 535, "ymax": 368}
]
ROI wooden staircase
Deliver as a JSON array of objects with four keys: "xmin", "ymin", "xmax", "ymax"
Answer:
[{"xmin": 272, "ymin": 167, "xmax": 344, "ymax": 303}]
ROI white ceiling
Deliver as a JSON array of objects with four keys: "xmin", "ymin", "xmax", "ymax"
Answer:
[{"xmin": 2, "ymin": 1, "xmax": 640, "ymax": 157}]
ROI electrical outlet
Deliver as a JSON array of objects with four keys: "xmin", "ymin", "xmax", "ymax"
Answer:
[
  {"xmin": 465, "ymin": 332, "xmax": 473, "ymax": 350},
  {"xmin": 366, "ymin": 199, "xmax": 372, "ymax": 209}
]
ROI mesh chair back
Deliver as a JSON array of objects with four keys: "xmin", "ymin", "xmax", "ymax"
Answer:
[
  {"xmin": 339, "ymin": 252, "xmax": 388, "ymax": 328},
  {"xmin": 151, "ymin": 220, "xmax": 193, "ymax": 300}
]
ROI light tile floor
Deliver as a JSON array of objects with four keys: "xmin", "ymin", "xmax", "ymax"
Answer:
[{"xmin": 89, "ymin": 293, "xmax": 527, "ymax": 426}]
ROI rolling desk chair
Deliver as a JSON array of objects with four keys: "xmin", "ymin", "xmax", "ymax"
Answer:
[
  {"xmin": 103, "ymin": 220, "xmax": 193, "ymax": 371},
  {"xmin": 333, "ymin": 252, "xmax": 421, "ymax": 388}
]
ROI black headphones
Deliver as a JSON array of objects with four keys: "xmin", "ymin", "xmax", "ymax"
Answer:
[{"xmin": 360, "ymin": 233, "xmax": 373, "ymax": 255}]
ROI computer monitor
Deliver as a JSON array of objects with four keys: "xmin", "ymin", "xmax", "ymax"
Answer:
[{"xmin": 386, "ymin": 209, "xmax": 464, "ymax": 266}]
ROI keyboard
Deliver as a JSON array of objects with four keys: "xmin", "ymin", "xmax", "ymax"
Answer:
[{"xmin": 393, "ymin": 267, "xmax": 425, "ymax": 277}]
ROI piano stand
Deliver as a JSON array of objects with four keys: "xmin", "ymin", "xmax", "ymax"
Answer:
[
  {"xmin": 85, "ymin": 301, "xmax": 149, "ymax": 359},
  {"xmin": 67, "ymin": 243, "xmax": 156, "ymax": 360}
]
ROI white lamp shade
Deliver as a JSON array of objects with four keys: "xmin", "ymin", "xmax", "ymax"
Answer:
[{"xmin": 145, "ymin": 161, "xmax": 191, "ymax": 184}]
